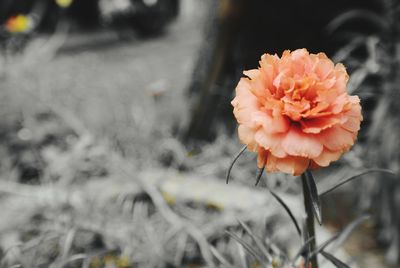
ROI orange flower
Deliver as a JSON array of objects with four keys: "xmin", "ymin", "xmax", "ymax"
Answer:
[
  {"xmin": 231, "ymin": 49, "xmax": 362, "ymax": 176},
  {"xmin": 5, "ymin": 15, "xmax": 33, "ymax": 33}
]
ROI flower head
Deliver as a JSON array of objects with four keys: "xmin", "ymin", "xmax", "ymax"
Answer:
[
  {"xmin": 231, "ymin": 49, "xmax": 362, "ymax": 176},
  {"xmin": 55, "ymin": 0, "xmax": 74, "ymax": 8},
  {"xmin": 5, "ymin": 15, "xmax": 33, "ymax": 33}
]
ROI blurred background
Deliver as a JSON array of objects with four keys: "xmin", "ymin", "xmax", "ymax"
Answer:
[{"xmin": 0, "ymin": 0, "xmax": 399, "ymax": 267}]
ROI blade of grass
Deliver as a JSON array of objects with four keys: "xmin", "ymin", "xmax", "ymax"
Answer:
[
  {"xmin": 305, "ymin": 170, "xmax": 322, "ymax": 225},
  {"xmin": 321, "ymin": 251, "xmax": 350, "ymax": 268},
  {"xmin": 292, "ymin": 237, "xmax": 315, "ymax": 262},
  {"xmin": 326, "ymin": 9, "xmax": 388, "ymax": 33},
  {"xmin": 309, "ymin": 215, "xmax": 370, "ymax": 258},
  {"xmin": 268, "ymin": 189, "xmax": 302, "ymax": 237},
  {"xmin": 329, "ymin": 215, "xmax": 371, "ymax": 251},
  {"xmin": 308, "ymin": 233, "xmax": 340, "ymax": 258},
  {"xmin": 225, "ymin": 230, "xmax": 264, "ymax": 263},
  {"xmin": 237, "ymin": 219, "xmax": 272, "ymax": 262},
  {"xmin": 255, "ymin": 166, "xmax": 265, "ymax": 186},
  {"xmin": 320, "ymin": 169, "xmax": 395, "ymax": 196},
  {"xmin": 226, "ymin": 145, "xmax": 247, "ymax": 184},
  {"xmin": 210, "ymin": 245, "xmax": 235, "ymax": 268}
]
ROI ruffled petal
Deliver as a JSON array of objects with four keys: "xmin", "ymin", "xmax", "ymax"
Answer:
[
  {"xmin": 252, "ymin": 111, "xmax": 290, "ymax": 133},
  {"xmin": 341, "ymin": 116, "xmax": 361, "ymax": 132},
  {"xmin": 317, "ymin": 125, "xmax": 355, "ymax": 151},
  {"xmin": 254, "ymin": 129, "xmax": 287, "ymax": 158},
  {"xmin": 266, "ymin": 154, "xmax": 309, "ymax": 176},
  {"xmin": 313, "ymin": 149, "xmax": 343, "ymax": 167},
  {"xmin": 238, "ymin": 125, "xmax": 258, "ymax": 151},
  {"xmin": 301, "ymin": 115, "xmax": 345, "ymax": 134},
  {"xmin": 232, "ymin": 79, "xmax": 260, "ymax": 126},
  {"xmin": 282, "ymin": 127, "xmax": 323, "ymax": 158}
]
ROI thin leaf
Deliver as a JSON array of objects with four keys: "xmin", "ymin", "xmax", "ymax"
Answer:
[
  {"xmin": 225, "ymin": 231, "xmax": 264, "ymax": 262},
  {"xmin": 329, "ymin": 215, "xmax": 370, "ymax": 251},
  {"xmin": 320, "ymin": 169, "xmax": 395, "ymax": 196},
  {"xmin": 301, "ymin": 219, "xmax": 311, "ymax": 268},
  {"xmin": 321, "ymin": 251, "xmax": 350, "ymax": 268},
  {"xmin": 305, "ymin": 170, "xmax": 322, "ymax": 225},
  {"xmin": 237, "ymin": 219, "xmax": 272, "ymax": 262},
  {"xmin": 326, "ymin": 9, "xmax": 388, "ymax": 33},
  {"xmin": 309, "ymin": 233, "xmax": 340, "ymax": 257},
  {"xmin": 61, "ymin": 228, "xmax": 77, "ymax": 260},
  {"xmin": 235, "ymin": 241, "xmax": 248, "ymax": 268},
  {"xmin": 333, "ymin": 36, "xmax": 367, "ymax": 62},
  {"xmin": 59, "ymin": 254, "xmax": 87, "ymax": 266},
  {"xmin": 301, "ymin": 218, "xmax": 309, "ymax": 245},
  {"xmin": 292, "ymin": 236, "xmax": 315, "ymax": 262},
  {"xmin": 210, "ymin": 246, "xmax": 234, "ymax": 268},
  {"xmin": 255, "ymin": 166, "xmax": 265, "ymax": 186},
  {"xmin": 309, "ymin": 215, "xmax": 370, "ymax": 258},
  {"xmin": 226, "ymin": 145, "xmax": 247, "ymax": 184},
  {"xmin": 268, "ymin": 189, "xmax": 302, "ymax": 237}
]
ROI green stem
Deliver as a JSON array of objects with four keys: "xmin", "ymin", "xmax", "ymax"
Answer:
[{"xmin": 302, "ymin": 172, "xmax": 318, "ymax": 268}]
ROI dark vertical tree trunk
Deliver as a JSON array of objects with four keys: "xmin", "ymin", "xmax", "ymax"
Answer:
[{"xmin": 185, "ymin": 0, "xmax": 246, "ymax": 141}]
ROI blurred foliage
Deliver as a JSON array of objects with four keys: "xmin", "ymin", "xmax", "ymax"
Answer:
[{"xmin": 330, "ymin": 0, "xmax": 400, "ymax": 265}]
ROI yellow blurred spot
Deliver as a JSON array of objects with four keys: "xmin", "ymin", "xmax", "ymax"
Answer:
[
  {"xmin": 104, "ymin": 255, "xmax": 115, "ymax": 265},
  {"xmin": 272, "ymin": 258, "xmax": 280, "ymax": 268},
  {"xmin": 250, "ymin": 261, "xmax": 261, "ymax": 268},
  {"xmin": 89, "ymin": 256, "xmax": 101, "ymax": 268},
  {"xmin": 161, "ymin": 191, "xmax": 176, "ymax": 205},
  {"xmin": 90, "ymin": 254, "xmax": 132, "ymax": 268},
  {"xmin": 186, "ymin": 150, "xmax": 195, "ymax": 157},
  {"xmin": 5, "ymin": 15, "xmax": 33, "ymax": 33},
  {"xmin": 116, "ymin": 255, "xmax": 131, "ymax": 268},
  {"xmin": 55, "ymin": 0, "xmax": 73, "ymax": 8},
  {"xmin": 205, "ymin": 202, "xmax": 223, "ymax": 211}
]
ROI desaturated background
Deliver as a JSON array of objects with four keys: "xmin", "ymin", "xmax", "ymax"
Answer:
[{"xmin": 0, "ymin": 0, "xmax": 399, "ymax": 267}]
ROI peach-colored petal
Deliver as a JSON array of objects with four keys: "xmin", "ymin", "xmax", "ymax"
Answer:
[
  {"xmin": 315, "ymin": 57, "xmax": 334, "ymax": 80},
  {"xmin": 317, "ymin": 125, "xmax": 355, "ymax": 151},
  {"xmin": 246, "ymin": 69, "xmax": 272, "ymax": 99},
  {"xmin": 283, "ymin": 99, "xmax": 310, "ymax": 121},
  {"xmin": 254, "ymin": 129, "xmax": 287, "ymax": 158},
  {"xmin": 301, "ymin": 115, "xmax": 345, "ymax": 134},
  {"xmin": 259, "ymin": 54, "xmax": 279, "ymax": 91},
  {"xmin": 232, "ymin": 79, "xmax": 260, "ymax": 126},
  {"xmin": 333, "ymin": 63, "xmax": 349, "ymax": 92},
  {"xmin": 267, "ymin": 154, "xmax": 309, "ymax": 176},
  {"xmin": 341, "ymin": 116, "xmax": 361, "ymax": 132},
  {"xmin": 252, "ymin": 111, "xmax": 290, "ymax": 133},
  {"xmin": 282, "ymin": 127, "xmax": 323, "ymax": 158},
  {"xmin": 316, "ymin": 88, "xmax": 341, "ymax": 104},
  {"xmin": 263, "ymin": 97, "xmax": 284, "ymax": 116},
  {"xmin": 313, "ymin": 149, "xmax": 343, "ymax": 167},
  {"xmin": 243, "ymin": 69, "xmax": 260, "ymax": 80},
  {"xmin": 304, "ymin": 102, "xmax": 330, "ymax": 118},
  {"xmin": 238, "ymin": 125, "xmax": 258, "ymax": 151},
  {"xmin": 330, "ymin": 93, "xmax": 350, "ymax": 114}
]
